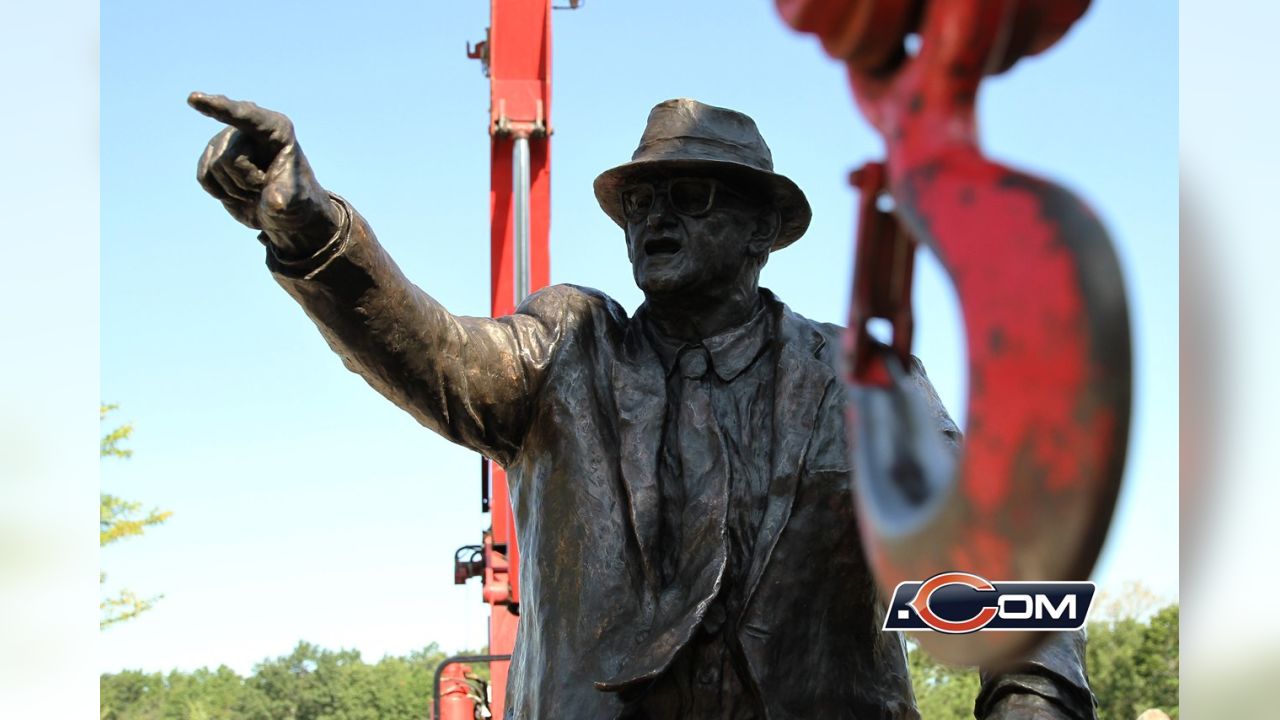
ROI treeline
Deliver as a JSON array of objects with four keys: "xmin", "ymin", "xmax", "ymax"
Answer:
[
  {"xmin": 911, "ymin": 603, "xmax": 1179, "ymax": 720},
  {"xmin": 100, "ymin": 642, "xmax": 473, "ymax": 720},
  {"xmin": 102, "ymin": 604, "xmax": 1177, "ymax": 720}
]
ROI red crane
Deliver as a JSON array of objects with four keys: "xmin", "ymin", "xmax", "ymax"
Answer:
[{"xmin": 440, "ymin": 2, "xmax": 575, "ymax": 718}]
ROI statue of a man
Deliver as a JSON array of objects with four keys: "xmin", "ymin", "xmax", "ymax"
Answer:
[{"xmin": 190, "ymin": 92, "xmax": 1097, "ymax": 719}]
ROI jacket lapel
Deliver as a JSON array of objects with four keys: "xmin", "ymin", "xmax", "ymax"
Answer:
[
  {"xmin": 610, "ymin": 315, "xmax": 666, "ymax": 590},
  {"xmin": 743, "ymin": 302, "xmax": 835, "ymax": 609}
]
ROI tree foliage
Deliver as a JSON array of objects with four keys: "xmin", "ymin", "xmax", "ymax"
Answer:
[
  {"xmin": 101, "ymin": 404, "xmax": 173, "ymax": 629},
  {"xmin": 1086, "ymin": 603, "xmax": 1179, "ymax": 719},
  {"xmin": 907, "ymin": 639, "xmax": 982, "ymax": 719},
  {"xmin": 100, "ymin": 607, "xmax": 1177, "ymax": 720},
  {"xmin": 100, "ymin": 642, "xmax": 483, "ymax": 720}
]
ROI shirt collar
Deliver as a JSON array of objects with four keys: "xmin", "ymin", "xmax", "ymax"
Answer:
[{"xmin": 643, "ymin": 294, "xmax": 774, "ymax": 382}]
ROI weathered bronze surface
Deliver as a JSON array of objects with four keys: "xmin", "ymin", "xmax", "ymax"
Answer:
[{"xmin": 190, "ymin": 93, "xmax": 1096, "ymax": 719}]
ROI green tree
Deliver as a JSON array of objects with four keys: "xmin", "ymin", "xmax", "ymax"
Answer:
[
  {"xmin": 161, "ymin": 666, "xmax": 264, "ymax": 720},
  {"xmin": 244, "ymin": 641, "xmax": 453, "ymax": 720},
  {"xmin": 101, "ymin": 404, "xmax": 173, "ymax": 629},
  {"xmin": 907, "ymin": 639, "xmax": 981, "ymax": 720},
  {"xmin": 100, "ymin": 669, "xmax": 166, "ymax": 720},
  {"xmin": 1088, "ymin": 601, "xmax": 1179, "ymax": 719},
  {"xmin": 100, "ymin": 641, "xmax": 483, "ymax": 720}
]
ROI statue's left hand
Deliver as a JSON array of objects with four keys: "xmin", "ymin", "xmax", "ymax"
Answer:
[{"xmin": 983, "ymin": 693, "xmax": 1083, "ymax": 720}]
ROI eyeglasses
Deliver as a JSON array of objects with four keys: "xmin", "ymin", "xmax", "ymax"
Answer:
[{"xmin": 619, "ymin": 178, "xmax": 748, "ymax": 223}]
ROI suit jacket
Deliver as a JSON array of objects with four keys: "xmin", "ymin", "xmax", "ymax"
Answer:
[{"xmin": 266, "ymin": 197, "xmax": 1091, "ymax": 719}]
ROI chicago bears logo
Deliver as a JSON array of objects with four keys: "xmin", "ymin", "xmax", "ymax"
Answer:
[{"xmin": 883, "ymin": 572, "xmax": 1095, "ymax": 633}]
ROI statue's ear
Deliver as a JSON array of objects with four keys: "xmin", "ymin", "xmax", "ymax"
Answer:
[
  {"xmin": 748, "ymin": 207, "xmax": 781, "ymax": 256},
  {"xmin": 624, "ymin": 227, "xmax": 638, "ymax": 263}
]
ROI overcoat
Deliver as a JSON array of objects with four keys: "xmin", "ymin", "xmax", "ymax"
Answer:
[{"xmin": 267, "ymin": 198, "xmax": 1088, "ymax": 719}]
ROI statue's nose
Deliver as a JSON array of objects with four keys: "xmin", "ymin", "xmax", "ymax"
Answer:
[{"xmin": 645, "ymin": 192, "xmax": 677, "ymax": 229}]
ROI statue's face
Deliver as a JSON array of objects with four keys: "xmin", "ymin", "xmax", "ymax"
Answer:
[{"xmin": 622, "ymin": 175, "xmax": 770, "ymax": 299}]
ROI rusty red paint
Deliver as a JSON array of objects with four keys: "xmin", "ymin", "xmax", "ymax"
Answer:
[
  {"xmin": 777, "ymin": 0, "xmax": 1130, "ymax": 666},
  {"xmin": 437, "ymin": 663, "xmax": 477, "ymax": 720}
]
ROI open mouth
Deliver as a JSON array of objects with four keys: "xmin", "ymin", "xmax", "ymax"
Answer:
[{"xmin": 644, "ymin": 237, "xmax": 682, "ymax": 256}]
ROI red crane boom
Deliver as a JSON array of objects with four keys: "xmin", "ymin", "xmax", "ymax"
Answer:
[{"xmin": 446, "ymin": 1, "xmax": 569, "ymax": 718}]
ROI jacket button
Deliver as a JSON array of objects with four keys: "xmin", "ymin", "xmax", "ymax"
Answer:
[{"xmin": 697, "ymin": 666, "xmax": 718, "ymax": 686}]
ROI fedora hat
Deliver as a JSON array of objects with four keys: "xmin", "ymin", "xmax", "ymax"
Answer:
[{"xmin": 593, "ymin": 98, "xmax": 812, "ymax": 250}]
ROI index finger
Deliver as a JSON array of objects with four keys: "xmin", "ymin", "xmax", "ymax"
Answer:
[{"xmin": 188, "ymin": 92, "xmax": 288, "ymax": 147}]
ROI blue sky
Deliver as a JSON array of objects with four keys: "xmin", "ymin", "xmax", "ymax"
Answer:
[{"xmin": 100, "ymin": 0, "xmax": 1177, "ymax": 674}]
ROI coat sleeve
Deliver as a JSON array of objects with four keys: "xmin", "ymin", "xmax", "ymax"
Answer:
[
  {"xmin": 976, "ymin": 630, "xmax": 1098, "ymax": 720},
  {"xmin": 265, "ymin": 194, "xmax": 581, "ymax": 467}
]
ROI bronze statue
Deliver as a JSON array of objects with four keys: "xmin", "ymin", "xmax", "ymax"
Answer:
[{"xmin": 190, "ymin": 92, "xmax": 1096, "ymax": 719}]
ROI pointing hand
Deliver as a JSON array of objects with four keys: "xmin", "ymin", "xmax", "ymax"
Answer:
[{"xmin": 189, "ymin": 92, "xmax": 340, "ymax": 258}]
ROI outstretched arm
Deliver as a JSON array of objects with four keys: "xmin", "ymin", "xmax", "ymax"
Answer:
[
  {"xmin": 189, "ymin": 93, "xmax": 568, "ymax": 465},
  {"xmin": 268, "ymin": 195, "xmax": 568, "ymax": 465}
]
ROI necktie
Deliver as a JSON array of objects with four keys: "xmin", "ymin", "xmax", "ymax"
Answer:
[{"xmin": 673, "ymin": 346, "xmax": 730, "ymax": 600}]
